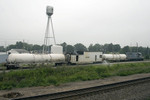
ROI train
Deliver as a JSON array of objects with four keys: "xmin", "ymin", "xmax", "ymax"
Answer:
[{"xmin": 5, "ymin": 45, "xmax": 144, "ymax": 69}]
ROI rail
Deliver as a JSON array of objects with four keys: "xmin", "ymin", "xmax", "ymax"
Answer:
[{"xmin": 12, "ymin": 76, "xmax": 150, "ymax": 100}]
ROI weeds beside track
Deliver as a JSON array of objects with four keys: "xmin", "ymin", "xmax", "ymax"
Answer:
[{"xmin": 0, "ymin": 62, "xmax": 150, "ymax": 90}]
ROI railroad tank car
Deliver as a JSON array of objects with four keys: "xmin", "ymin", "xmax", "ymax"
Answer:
[
  {"xmin": 7, "ymin": 54, "xmax": 65, "ymax": 64},
  {"xmin": 102, "ymin": 54, "xmax": 127, "ymax": 61},
  {"xmin": 6, "ymin": 54, "xmax": 65, "ymax": 68},
  {"xmin": 6, "ymin": 45, "xmax": 65, "ymax": 69}
]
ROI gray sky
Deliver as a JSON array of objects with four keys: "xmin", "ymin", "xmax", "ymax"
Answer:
[{"xmin": 0, "ymin": 0, "xmax": 150, "ymax": 47}]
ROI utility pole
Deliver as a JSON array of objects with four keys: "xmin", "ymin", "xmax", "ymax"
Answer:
[
  {"xmin": 23, "ymin": 39, "xmax": 25, "ymax": 49},
  {"xmin": 148, "ymin": 46, "xmax": 150, "ymax": 57},
  {"xmin": 130, "ymin": 43, "xmax": 132, "ymax": 52},
  {"xmin": 136, "ymin": 42, "xmax": 138, "ymax": 52}
]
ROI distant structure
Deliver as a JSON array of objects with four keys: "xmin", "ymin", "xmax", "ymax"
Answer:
[
  {"xmin": 7, "ymin": 49, "xmax": 29, "ymax": 55},
  {"xmin": 43, "ymin": 6, "xmax": 56, "ymax": 53}
]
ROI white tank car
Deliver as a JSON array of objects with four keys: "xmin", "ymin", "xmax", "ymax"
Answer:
[
  {"xmin": 6, "ymin": 45, "xmax": 65, "ymax": 68},
  {"xmin": 102, "ymin": 54, "xmax": 127, "ymax": 61},
  {"xmin": 7, "ymin": 54, "xmax": 65, "ymax": 64}
]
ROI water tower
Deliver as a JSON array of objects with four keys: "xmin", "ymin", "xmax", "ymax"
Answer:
[{"xmin": 43, "ymin": 6, "xmax": 56, "ymax": 53}]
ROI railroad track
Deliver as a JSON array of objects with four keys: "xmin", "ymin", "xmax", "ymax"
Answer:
[{"xmin": 12, "ymin": 76, "xmax": 150, "ymax": 100}]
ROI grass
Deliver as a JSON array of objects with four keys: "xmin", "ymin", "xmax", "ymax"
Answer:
[
  {"xmin": 0, "ymin": 63, "xmax": 4, "ymax": 67},
  {"xmin": 0, "ymin": 62, "xmax": 150, "ymax": 90},
  {"xmin": 0, "ymin": 63, "xmax": 6, "ymax": 70}
]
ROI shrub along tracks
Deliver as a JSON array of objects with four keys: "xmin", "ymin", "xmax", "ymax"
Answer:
[{"xmin": 0, "ymin": 60, "xmax": 150, "ymax": 72}]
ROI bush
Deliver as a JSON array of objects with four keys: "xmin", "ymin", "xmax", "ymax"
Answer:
[{"xmin": 0, "ymin": 62, "xmax": 150, "ymax": 90}]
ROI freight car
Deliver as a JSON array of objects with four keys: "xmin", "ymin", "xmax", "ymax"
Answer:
[
  {"xmin": 102, "ymin": 54, "xmax": 127, "ymax": 61},
  {"xmin": 5, "ymin": 45, "xmax": 65, "ymax": 69},
  {"xmin": 6, "ymin": 53, "xmax": 65, "ymax": 69},
  {"xmin": 101, "ymin": 52, "xmax": 144, "ymax": 62},
  {"xmin": 66, "ymin": 52, "xmax": 103, "ymax": 65},
  {"xmin": 5, "ymin": 45, "xmax": 144, "ymax": 69}
]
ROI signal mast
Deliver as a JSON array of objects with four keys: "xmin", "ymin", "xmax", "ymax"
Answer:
[{"xmin": 43, "ymin": 6, "xmax": 56, "ymax": 53}]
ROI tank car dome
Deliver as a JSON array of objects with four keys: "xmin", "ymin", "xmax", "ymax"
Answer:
[{"xmin": 46, "ymin": 6, "xmax": 53, "ymax": 16}]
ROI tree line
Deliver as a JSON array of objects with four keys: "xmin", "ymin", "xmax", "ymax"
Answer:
[{"xmin": 0, "ymin": 41, "xmax": 149, "ymax": 59}]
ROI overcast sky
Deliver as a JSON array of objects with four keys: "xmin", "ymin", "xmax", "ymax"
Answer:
[{"xmin": 0, "ymin": 0, "xmax": 150, "ymax": 47}]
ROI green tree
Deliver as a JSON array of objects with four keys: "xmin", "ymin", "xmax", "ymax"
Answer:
[
  {"xmin": 103, "ymin": 44, "xmax": 109, "ymax": 53},
  {"xmin": 121, "ymin": 46, "xmax": 130, "ymax": 53},
  {"xmin": 88, "ymin": 44, "xmax": 94, "ymax": 52},
  {"xmin": 94, "ymin": 44, "xmax": 103, "ymax": 52},
  {"xmin": 6, "ymin": 44, "xmax": 16, "ymax": 50},
  {"xmin": 25, "ymin": 44, "xmax": 33, "ymax": 51},
  {"xmin": 66, "ymin": 45, "xmax": 74, "ymax": 53},
  {"xmin": 108, "ymin": 43, "xmax": 113, "ymax": 52},
  {"xmin": 16, "ymin": 41, "xmax": 24, "ymax": 49},
  {"xmin": 6, "ymin": 41, "xmax": 33, "ymax": 51},
  {"xmin": 145, "ymin": 47, "xmax": 150, "ymax": 59},
  {"xmin": 113, "ymin": 44, "xmax": 121, "ymax": 52},
  {"xmin": 74, "ymin": 43, "xmax": 87, "ymax": 52},
  {"xmin": 33, "ymin": 44, "xmax": 42, "ymax": 50},
  {"xmin": 0, "ymin": 46, "xmax": 5, "ymax": 52},
  {"xmin": 88, "ymin": 44, "xmax": 103, "ymax": 52},
  {"xmin": 60, "ymin": 42, "xmax": 67, "ymax": 53}
]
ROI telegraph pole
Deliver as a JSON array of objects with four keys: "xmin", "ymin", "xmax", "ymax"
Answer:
[{"xmin": 136, "ymin": 42, "xmax": 138, "ymax": 52}]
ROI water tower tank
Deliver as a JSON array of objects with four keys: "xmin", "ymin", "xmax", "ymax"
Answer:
[{"xmin": 46, "ymin": 6, "xmax": 53, "ymax": 16}]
